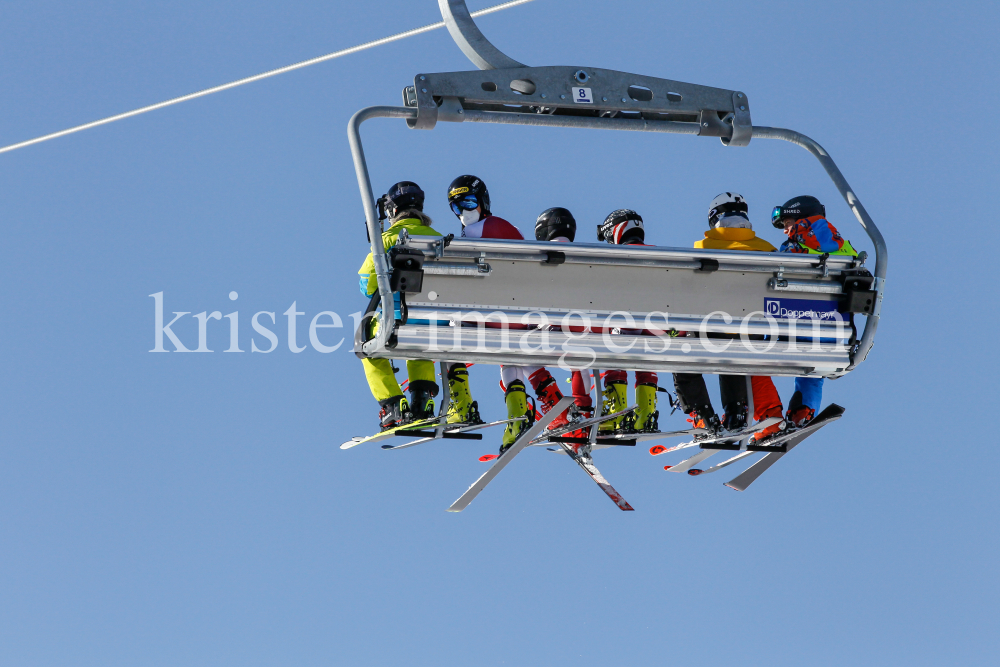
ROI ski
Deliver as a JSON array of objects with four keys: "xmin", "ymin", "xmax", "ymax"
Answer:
[
  {"xmin": 447, "ymin": 396, "xmax": 575, "ymax": 512},
  {"xmin": 380, "ymin": 416, "xmax": 526, "ymax": 451},
  {"xmin": 650, "ymin": 416, "xmax": 784, "ymax": 456},
  {"xmin": 528, "ymin": 404, "xmax": 637, "ymax": 444},
  {"xmin": 479, "ymin": 404, "xmax": 639, "ymax": 460},
  {"xmin": 725, "ymin": 404, "xmax": 845, "ymax": 491},
  {"xmin": 662, "ymin": 416, "xmax": 785, "ymax": 473},
  {"xmin": 557, "ymin": 443, "xmax": 634, "ymax": 511},
  {"xmin": 340, "ymin": 415, "xmax": 445, "ymax": 450},
  {"xmin": 545, "ymin": 437, "xmax": 636, "ymax": 454},
  {"xmin": 663, "ymin": 448, "xmax": 716, "ymax": 474},
  {"xmin": 606, "ymin": 427, "xmax": 708, "ymax": 450},
  {"xmin": 686, "ymin": 450, "xmax": 757, "ymax": 476}
]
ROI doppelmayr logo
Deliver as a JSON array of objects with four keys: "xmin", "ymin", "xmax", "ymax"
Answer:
[{"xmin": 765, "ymin": 298, "xmax": 840, "ymax": 321}]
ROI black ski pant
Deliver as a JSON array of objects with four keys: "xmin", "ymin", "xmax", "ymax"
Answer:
[{"xmin": 672, "ymin": 373, "xmax": 747, "ymax": 421}]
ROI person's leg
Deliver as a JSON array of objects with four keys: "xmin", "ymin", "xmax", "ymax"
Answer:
[
  {"xmin": 363, "ymin": 357, "xmax": 403, "ymax": 402},
  {"xmin": 500, "ymin": 365, "xmax": 531, "ymax": 392},
  {"xmin": 599, "ymin": 369, "xmax": 629, "ymax": 432},
  {"xmin": 362, "ymin": 357, "xmax": 410, "ymax": 429},
  {"xmin": 405, "ymin": 359, "xmax": 439, "ymax": 420},
  {"xmin": 749, "ymin": 376, "xmax": 784, "ymax": 441},
  {"xmin": 633, "ymin": 371, "xmax": 659, "ymax": 431},
  {"xmin": 750, "ymin": 376, "xmax": 783, "ymax": 421},
  {"xmin": 787, "ymin": 376, "xmax": 823, "ymax": 425},
  {"xmin": 444, "ymin": 363, "xmax": 478, "ymax": 423},
  {"xmin": 501, "ymin": 380, "xmax": 530, "ymax": 453},
  {"xmin": 559, "ymin": 369, "xmax": 596, "ymax": 445},
  {"xmin": 673, "ymin": 373, "xmax": 719, "ymax": 430},
  {"xmin": 718, "ymin": 374, "xmax": 749, "ymax": 432},
  {"xmin": 570, "ymin": 370, "xmax": 594, "ymax": 411},
  {"xmin": 527, "ymin": 367, "xmax": 569, "ymax": 430}
]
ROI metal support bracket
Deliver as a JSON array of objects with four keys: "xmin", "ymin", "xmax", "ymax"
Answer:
[{"xmin": 439, "ymin": 0, "xmax": 527, "ymax": 71}]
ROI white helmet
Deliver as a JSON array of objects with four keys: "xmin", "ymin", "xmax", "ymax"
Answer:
[{"xmin": 707, "ymin": 192, "xmax": 750, "ymax": 229}]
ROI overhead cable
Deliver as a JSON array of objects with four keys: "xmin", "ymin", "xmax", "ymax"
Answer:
[{"xmin": 0, "ymin": 0, "xmax": 535, "ymax": 155}]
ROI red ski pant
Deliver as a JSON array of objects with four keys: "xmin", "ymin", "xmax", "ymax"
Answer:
[
  {"xmin": 749, "ymin": 376, "xmax": 782, "ymax": 420},
  {"xmin": 603, "ymin": 369, "xmax": 658, "ymax": 387}
]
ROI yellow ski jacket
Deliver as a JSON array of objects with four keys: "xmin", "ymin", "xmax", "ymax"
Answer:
[
  {"xmin": 694, "ymin": 227, "xmax": 777, "ymax": 252},
  {"xmin": 358, "ymin": 214, "xmax": 440, "ymax": 297}
]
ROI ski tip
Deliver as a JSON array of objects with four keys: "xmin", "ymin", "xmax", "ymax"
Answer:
[
  {"xmin": 479, "ymin": 454, "xmax": 499, "ymax": 462},
  {"xmin": 663, "ymin": 465, "xmax": 672, "ymax": 471},
  {"xmin": 339, "ymin": 439, "xmax": 362, "ymax": 450},
  {"xmin": 723, "ymin": 482, "xmax": 743, "ymax": 491},
  {"xmin": 649, "ymin": 444, "xmax": 666, "ymax": 456},
  {"xmin": 687, "ymin": 469, "xmax": 703, "ymax": 476}
]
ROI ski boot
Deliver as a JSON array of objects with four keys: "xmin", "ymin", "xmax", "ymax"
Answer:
[
  {"xmin": 784, "ymin": 390, "xmax": 814, "ymax": 430},
  {"xmin": 500, "ymin": 380, "xmax": 534, "ymax": 456},
  {"xmin": 378, "ymin": 395, "xmax": 412, "ymax": 431},
  {"xmin": 688, "ymin": 410, "xmax": 722, "ymax": 439},
  {"xmin": 631, "ymin": 383, "xmax": 659, "ymax": 432},
  {"xmin": 445, "ymin": 365, "xmax": 481, "ymax": 424},
  {"xmin": 785, "ymin": 405, "xmax": 815, "ymax": 430},
  {"xmin": 598, "ymin": 380, "xmax": 629, "ymax": 433},
  {"xmin": 561, "ymin": 402, "xmax": 595, "ymax": 454},
  {"xmin": 749, "ymin": 405, "xmax": 785, "ymax": 443},
  {"xmin": 720, "ymin": 401, "xmax": 748, "ymax": 436},
  {"xmin": 534, "ymin": 375, "xmax": 569, "ymax": 431},
  {"xmin": 407, "ymin": 380, "xmax": 438, "ymax": 421}
]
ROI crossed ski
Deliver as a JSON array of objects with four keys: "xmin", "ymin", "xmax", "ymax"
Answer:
[
  {"xmin": 658, "ymin": 404, "xmax": 845, "ymax": 489},
  {"xmin": 344, "ymin": 383, "xmax": 844, "ymax": 508}
]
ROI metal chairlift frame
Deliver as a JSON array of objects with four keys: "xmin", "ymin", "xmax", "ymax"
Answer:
[{"xmin": 348, "ymin": 0, "xmax": 887, "ymax": 379}]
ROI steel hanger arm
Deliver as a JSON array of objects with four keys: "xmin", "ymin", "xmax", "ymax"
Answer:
[
  {"xmin": 752, "ymin": 126, "xmax": 887, "ymax": 368},
  {"xmin": 348, "ymin": 106, "xmax": 419, "ymax": 355},
  {"xmin": 439, "ymin": 0, "xmax": 526, "ymax": 70}
]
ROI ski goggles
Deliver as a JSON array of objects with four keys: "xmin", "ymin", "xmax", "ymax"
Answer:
[
  {"xmin": 771, "ymin": 206, "xmax": 788, "ymax": 227},
  {"xmin": 449, "ymin": 195, "xmax": 479, "ymax": 215}
]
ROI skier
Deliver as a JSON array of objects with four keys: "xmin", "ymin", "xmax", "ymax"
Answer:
[
  {"xmin": 595, "ymin": 209, "xmax": 660, "ymax": 433},
  {"xmin": 358, "ymin": 181, "xmax": 477, "ymax": 430},
  {"xmin": 673, "ymin": 193, "xmax": 784, "ymax": 441},
  {"xmin": 497, "ymin": 207, "xmax": 589, "ymax": 453},
  {"xmin": 447, "ymin": 174, "xmax": 523, "ymax": 240},
  {"xmin": 771, "ymin": 195, "xmax": 858, "ymax": 427}
]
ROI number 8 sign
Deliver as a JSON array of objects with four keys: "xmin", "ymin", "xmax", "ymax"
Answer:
[{"xmin": 571, "ymin": 87, "xmax": 593, "ymax": 103}]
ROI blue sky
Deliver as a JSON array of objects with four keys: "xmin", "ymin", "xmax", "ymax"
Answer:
[{"xmin": 1, "ymin": 1, "xmax": 998, "ymax": 665}]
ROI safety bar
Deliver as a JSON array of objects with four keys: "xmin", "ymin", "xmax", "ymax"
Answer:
[
  {"xmin": 405, "ymin": 306, "xmax": 851, "ymax": 340},
  {"xmin": 403, "ymin": 235, "xmax": 859, "ymax": 273},
  {"xmin": 388, "ymin": 324, "xmax": 849, "ymax": 377}
]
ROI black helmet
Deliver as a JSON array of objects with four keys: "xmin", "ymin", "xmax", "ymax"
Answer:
[
  {"xmin": 771, "ymin": 195, "xmax": 825, "ymax": 228},
  {"xmin": 535, "ymin": 207, "xmax": 576, "ymax": 242},
  {"xmin": 378, "ymin": 181, "xmax": 425, "ymax": 220},
  {"xmin": 598, "ymin": 209, "xmax": 644, "ymax": 244},
  {"xmin": 447, "ymin": 175, "xmax": 491, "ymax": 217}
]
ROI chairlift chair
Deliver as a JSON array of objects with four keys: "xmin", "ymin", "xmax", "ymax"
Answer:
[{"xmin": 350, "ymin": 0, "xmax": 887, "ymax": 380}]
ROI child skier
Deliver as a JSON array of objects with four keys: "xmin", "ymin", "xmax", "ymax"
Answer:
[
  {"xmin": 771, "ymin": 195, "xmax": 858, "ymax": 427},
  {"xmin": 595, "ymin": 209, "xmax": 660, "ymax": 433},
  {"xmin": 494, "ymin": 207, "xmax": 586, "ymax": 453},
  {"xmin": 358, "ymin": 181, "xmax": 477, "ymax": 430},
  {"xmin": 673, "ymin": 193, "xmax": 784, "ymax": 441},
  {"xmin": 445, "ymin": 180, "xmax": 577, "ymax": 452}
]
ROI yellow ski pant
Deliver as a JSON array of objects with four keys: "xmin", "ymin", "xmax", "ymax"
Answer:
[
  {"xmin": 361, "ymin": 314, "xmax": 436, "ymax": 402},
  {"xmin": 363, "ymin": 357, "xmax": 437, "ymax": 403}
]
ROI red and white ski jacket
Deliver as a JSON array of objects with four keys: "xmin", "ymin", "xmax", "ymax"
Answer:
[{"xmin": 462, "ymin": 215, "xmax": 524, "ymax": 240}]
